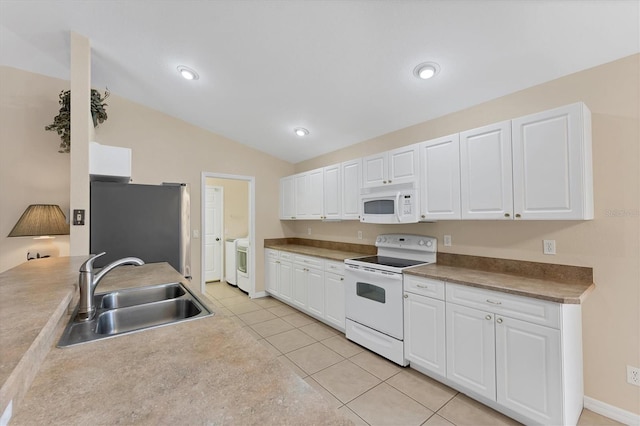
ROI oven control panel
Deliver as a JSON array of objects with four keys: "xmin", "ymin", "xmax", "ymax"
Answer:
[{"xmin": 375, "ymin": 234, "xmax": 437, "ymax": 252}]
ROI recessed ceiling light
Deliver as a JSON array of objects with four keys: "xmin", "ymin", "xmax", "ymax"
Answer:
[
  {"xmin": 294, "ymin": 127, "xmax": 309, "ymax": 137},
  {"xmin": 177, "ymin": 65, "xmax": 199, "ymax": 81},
  {"xmin": 413, "ymin": 62, "xmax": 440, "ymax": 80}
]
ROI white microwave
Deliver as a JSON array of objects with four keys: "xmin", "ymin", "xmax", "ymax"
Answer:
[{"xmin": 360, "ymin": 183, "xmax": 419, "ymax": 224}]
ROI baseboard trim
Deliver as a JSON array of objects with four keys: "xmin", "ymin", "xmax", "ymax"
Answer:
[
  {"xmin": 584, "ymin": 396, "xmax": 640, "ymax": 425},
  {"xmin": 250, "ymin": 291, "xmax": 268, "ymax": 299}
]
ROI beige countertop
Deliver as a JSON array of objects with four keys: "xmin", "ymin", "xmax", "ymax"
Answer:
[{"xmin": 1, "ymin": 258, "xmax": 349, "ymax": 425}]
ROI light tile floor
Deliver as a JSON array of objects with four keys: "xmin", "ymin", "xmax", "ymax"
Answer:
[{"xmin": 204, "ymin": 281, "xmax": 622, "ymax": 426}]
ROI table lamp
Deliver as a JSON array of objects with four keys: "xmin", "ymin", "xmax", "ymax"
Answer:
[{"xmin": 7, "ymin": 204, "xmax": 70, "ymax": 260}]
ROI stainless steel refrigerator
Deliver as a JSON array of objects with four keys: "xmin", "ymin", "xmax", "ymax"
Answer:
[{"xmin": 90, "ymin": 181, "xmax": 191, "ymax": 278}]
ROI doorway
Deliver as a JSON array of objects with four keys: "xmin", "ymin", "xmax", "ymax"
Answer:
[
  {"xmin": 200, "ymin": 172, "xmax": 255, "ymax": 297},
  {"xmin": 204, "ymin": 185, "xmax": 223, "ymax": 282}
]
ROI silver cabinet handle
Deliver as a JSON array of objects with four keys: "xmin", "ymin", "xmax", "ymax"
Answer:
[
  {"xmin": 416, "ymin": 284, "xmax": 429, "ymax": 289},
  {"xmin": 404, "ymin": 294, "xmax": 409, "ymax": 298},
  {"xmin": 340, "ymin": 277, "xmax": 344, "ymax": 281},
  {"xmin": 485, "ymin": 314, "xmax": 492, "ymax": 320},
  {"xmin": 388, "ymin": 180, "xmax": 392, "ymax": 183},
  {"xmin": 496, "ymin": 318, "xmax": 503, "ymax": 324},
  {"xmin": 486, "ymin": 299, "xmax": 502, "ymax": 305}
]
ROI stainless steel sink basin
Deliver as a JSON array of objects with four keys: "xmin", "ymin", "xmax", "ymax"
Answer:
[
  {"xmin": 99, "ymin": 282, "xmax": 185, "ymax": 309},
  {"xmin": 58, "ymin": 282, "xmax": 212, "ymax": 347},
  {"xmin": 96, "ymin": 299, "xmax": 202, "ymax": 335}
]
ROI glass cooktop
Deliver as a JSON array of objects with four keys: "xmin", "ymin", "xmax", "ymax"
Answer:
[{"xmin": 350, "ymin": 255, "xmax": 427, "ymax": 269}]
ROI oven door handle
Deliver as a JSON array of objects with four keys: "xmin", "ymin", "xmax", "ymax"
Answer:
[
  {"xmin": 395, "ymin": 191, "xmax": 402, "ymax": 222},
  {"xmin": 346, "ymin": 266, "xmax": 403, "ymax": 282}
]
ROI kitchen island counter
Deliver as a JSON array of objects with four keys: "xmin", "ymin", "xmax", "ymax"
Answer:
[{"xmin": 2, "ymin": 258, "xmax": 349, "ymax": 425}]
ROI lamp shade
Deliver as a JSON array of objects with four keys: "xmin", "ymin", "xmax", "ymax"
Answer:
[{"xmin": 8, "ymin": 204, "xmax": 70, "ymax": 237}]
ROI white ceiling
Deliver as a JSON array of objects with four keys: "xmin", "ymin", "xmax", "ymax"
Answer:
[{"xmin": 1, "ymin": 1, "xmax": 638, "ymax": 164}]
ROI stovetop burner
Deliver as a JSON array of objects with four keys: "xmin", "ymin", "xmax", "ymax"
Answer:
[{"xmin": 350, "ymin": 255, "xmax": 427, "ymax": 269}]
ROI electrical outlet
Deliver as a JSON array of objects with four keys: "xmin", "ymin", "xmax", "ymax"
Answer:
[
  {"xmin": 307, "ymin": 228, "xmax": 311, "ymax": 236},
  {"xmin": 628, "ymin": 365, "xmax": 640, "ymax": 386},
  {"xmin": 543, "ymin": 240, "xmax": 556, "ymax": 255},
  {"xmin": 357, "ymin": 231, "xmax": 363, "ymax": 240},
  {"xmin": 444, "ymin": 235, "xmax": 452, "ymax": 247}
]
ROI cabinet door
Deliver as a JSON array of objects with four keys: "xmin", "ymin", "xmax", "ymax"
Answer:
[
  {"xmin": 278, "ymin": 260, "xmax": 293, "ymax": 302},
  {"xmin": 496, "ymin": 315, "xmax": 562, "ymax": 424},
  {"xmin": 324, "ymin": 272, "xmax": 345, "ymax": 330},
  {"xmin": 388, "ymin": 144, "xmax": 419, "ymax": 185},
  {"xmin": 280, "ymin": 176, "xmax": 295, "ymax": 220},
  {"xmin": 362, "ymin": 152, "xmax": 387, "ymax": 187},
  {"xmin": 420, "ymin": 134, "xmax": 461, "ymax": 220},
  {"xmin": 294, "ymin": 173, "xmax": 308, "ymax": 218},
  {"xmin": 460, "ymin": 121, "xmax": 513, "ymax": 220},
  {"xmin": 307, "ymin": 267, "xmax": 325, "ymax": 318},
  {"xmin": 341, "ymin": 159, "xmax": 361, "ymax": 220},
  {"xmin": 446, "ymin": 303, "xmax": 496, "ymax": 400},
  {"xmin": 404, "ymin": 292, "xmax": 446, "ymax": 377},
  {"xmin": 307, "ymin": 168, "xmax": 324, "ymax": 219},
  {"xmin": 292, "ymin": 264, "xmax": 308, "ymax": 309},
  {"xmin": 265, "ymin": 250, "xmax": 279, "ymax": 295},
  {"xmin": 512, "ymin": 103, "xmax": 593, "ymax": 220},
  {"xmin": 323, "ymin": 164, "xmax": 341, "ymax": 220}
]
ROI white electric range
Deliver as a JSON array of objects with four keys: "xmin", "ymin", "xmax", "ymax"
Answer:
[{"xmin": 344, "ymin": 234, "xmax": 437, "ymax": 366}]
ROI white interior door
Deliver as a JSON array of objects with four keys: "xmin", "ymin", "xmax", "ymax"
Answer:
[{"xmin": 204, "ymin": 185, "xmax": 223, "ymax": 282}]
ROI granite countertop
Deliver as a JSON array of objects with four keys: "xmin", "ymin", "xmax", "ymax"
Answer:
[
  {"xmin": 264, "ymin": 243, "xmax": 367, "ymax": 262},
  {"xmin": 1, "ymin": 258, "xmax": 349, "ymax": 425},
  {"xmin": 264, "ymin": 241, "xmax": 593, "ymax": 305},
  {"xmin": 406, "ymin": 263, "xmax": 594, "ymax": 304}
]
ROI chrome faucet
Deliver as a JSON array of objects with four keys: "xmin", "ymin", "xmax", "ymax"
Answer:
[{"xmin": 77, "ymin": 252, "xmax": 145, "ymax": 321}]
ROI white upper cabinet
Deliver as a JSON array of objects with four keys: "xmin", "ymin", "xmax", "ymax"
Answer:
[
  {"xmin": 460, "ymin": 121, "xmax": 514, "ymax": 220},
  {"xmin": 279, "ymin": 176, "xmax": 295, "ymax": 220},
  {"xmin": 419, "ymin": 134, "xmax": 461, "ymax": 220},
  {"xmin": 512, "ymin": 103, "xmax": 593, "ymax": 220},
  {"xmin": 362, "ymin": 144, "xmax": 419, "ymax": 188},
  {"xmin": 293, "ymin": 168, "xmax": 324, "ymax": 220},
  {"xmin": 341, "ymin": 159, "xmax": 361, "ymax": 220},
  {"xmin": 323, "ymin": 164, "xmax": 341, "ymax": 220}
]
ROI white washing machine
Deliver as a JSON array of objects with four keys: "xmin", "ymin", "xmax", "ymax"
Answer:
[
  {"xmin": 236, "ymin": 238, "xmax": 250, "ymax": 293},
  {"xmin": 225, "ymin": 238, "xmax": 238, "ymax": 286}
]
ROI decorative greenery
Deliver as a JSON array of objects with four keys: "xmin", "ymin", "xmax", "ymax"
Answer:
[{"xmin": 45, "ymin": 88, "xmax": 110, "ymax": 153}]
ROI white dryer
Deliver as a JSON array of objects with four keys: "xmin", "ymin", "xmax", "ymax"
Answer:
[
  {"xmin": 235, "ymin": 238, "xmax": 250, "ymax": 293},
  {"xmin": 225, "ymin": 238, "xmax": 238, "ymax": 286}
]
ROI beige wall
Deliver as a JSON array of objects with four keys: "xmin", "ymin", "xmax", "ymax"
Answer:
[
  {"xmin": 207, "ymin": 177, "xmax": 249, "ymax": 240},
  {"xmin": 0, "ymin": 67, "xmax": 71, "ymax": 272},
  {"xmin": 294, "ymin": 55, "xmax": 640, "ymax": 415}
]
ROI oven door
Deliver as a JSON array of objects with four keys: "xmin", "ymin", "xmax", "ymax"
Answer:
[{"xmin": 345, "ymin": 264, "xmax": 404, "ymax": 339}]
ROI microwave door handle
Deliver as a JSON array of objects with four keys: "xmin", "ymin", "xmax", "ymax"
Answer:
[{"xmin": 395, "ymin": 192, "xmax": 402, "ymax": 222}]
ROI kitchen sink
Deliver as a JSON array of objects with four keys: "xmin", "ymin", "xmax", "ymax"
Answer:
[
  {"xmin": 99, "ymin": 282, "xmax": 186, "ymax": 309},
  {"xmin": 57, "ymin": 282, "xmax": 212, "ymax": 347},
  {"xmin": 96, "ymin": 299, "xmax": 202, "ymax": 335}
]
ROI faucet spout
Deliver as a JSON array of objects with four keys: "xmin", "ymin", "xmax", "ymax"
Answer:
[{"xmin": 77, "ymin": 253, "xmax": 145, "ymax": 322}]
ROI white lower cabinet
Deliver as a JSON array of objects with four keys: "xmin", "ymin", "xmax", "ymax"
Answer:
[
  {"xmin": 446, "ymin": 302, "xmax": 497, "ymax": 400},
  {"xmin": 403, "ymin": 277, "xmax": 446, "ymax": 378},
  {"xmin": 264, "ymin": 250, "xmax": 345, "ymax": 332},
  {"xmin": 443, "ymin": 283, "xmax": 582, "ymax": 426},
  {"xmin": 495, "ymin": 315, "xmax": 562, "ymax": 424}
]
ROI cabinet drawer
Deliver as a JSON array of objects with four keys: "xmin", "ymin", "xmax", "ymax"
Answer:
[
  {"xmin": 265, "ymin": 249, "xmax": 279, "ymax": 260},
  {"xmin": 279, "ymin": 251, "xmax": 293, "ymax": 261},
  {"xmin": 404, "ymin": 276, "xmax": 445, "ymax": 300},
  {"xmin": 446, "ymin": 283, "xmax": 560, "ymax": 328},
  {"xmin": 325, "ymin": 260, "xmax": 345, "ymax": 274},
  {"xmin": 294, "ymin": 254, "xmax": 324, "ymax": 269}
]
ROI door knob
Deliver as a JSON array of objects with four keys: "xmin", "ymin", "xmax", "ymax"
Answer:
[{"xmin": 216, "ymin": 237, "xmax": 220, "ymax": 241}]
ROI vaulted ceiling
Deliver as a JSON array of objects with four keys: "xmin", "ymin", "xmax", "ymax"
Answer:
[{"xmin": 1, "ymin": 1, "xmax": 638, "ymax": 163}]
